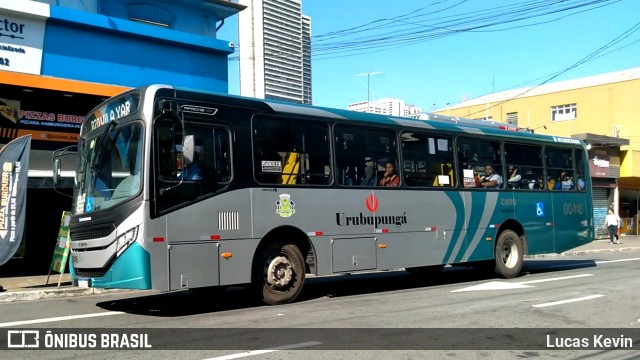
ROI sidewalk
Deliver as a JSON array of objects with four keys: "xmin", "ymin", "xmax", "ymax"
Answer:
[
  {"xmin": 1, "ymin": 236, "xmax": 639, "ymax": 303},
  {"xmin": 0, "ymin": 273, "xmax": 124, "ymax": 302}
]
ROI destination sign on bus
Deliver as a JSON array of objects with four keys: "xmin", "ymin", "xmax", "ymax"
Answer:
[
  {"xmin": 86, "ymin": 92, "xmax": 140, "ymax": 132},
  {"xmin": 552, "ymin": 136, "xmax": 581, "ymax": 145}
]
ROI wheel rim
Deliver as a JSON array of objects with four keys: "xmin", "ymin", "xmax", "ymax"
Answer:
[
  {"xmin": 500, "ymin": 238, "xmax": 520, "ymax": 269},
  {"xmin": 265, "ymin": 255, "xmax": 294, "ymax": 289}
]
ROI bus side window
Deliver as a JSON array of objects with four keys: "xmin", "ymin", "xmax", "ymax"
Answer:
[
  {"xmin": 505, "ymin": 142, "xmax": 543, "ymax": 191},
  {"xmin": 458, "ymin": 137, "xmax": 502, "ymax": 189},
  {"xmin": 156, "ymin": 120, "xmax": 179, "ymax": 180},
  {"xmin": 335, "ymin": 125, "xmax": 398, "ymax": 188},
  {"xmin": 281, "ymin": 152, "xmax": 300, "ymax": 184},
  {"xmin": 401, "ymin": 131, "xmax": 454, "ymax": 188},
  {"xmin": 253, "ymin": 115, "xmax": 330, "ymax": 186}
]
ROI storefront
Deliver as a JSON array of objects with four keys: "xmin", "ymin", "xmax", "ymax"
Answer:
[
  {"xmin": 0, "ymin": 0, "xmax": 243, "ymax": 272},
  {"xmin": 574, "ymin": 134, "xmax": 629, "ymax": 239}
]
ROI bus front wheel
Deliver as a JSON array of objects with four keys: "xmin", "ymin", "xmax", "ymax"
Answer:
[
  {"xmin": 494, "ymin": 230, "xmax": 523, "ymax": 278},
  {"xmin": 254, "ymin": 241, "xmax": 305, "ymax": 305}
]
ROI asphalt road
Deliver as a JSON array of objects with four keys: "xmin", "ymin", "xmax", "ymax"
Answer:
[{"xmin": 1, "ymin": 251, "xmax": 639, "ymax": 360}]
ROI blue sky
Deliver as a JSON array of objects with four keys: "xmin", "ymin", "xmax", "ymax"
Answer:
[{"xmin": 218, "ymin": 0, "xmax": 640, "ymax": 111}]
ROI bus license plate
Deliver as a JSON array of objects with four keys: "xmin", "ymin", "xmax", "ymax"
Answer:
[{"xmin": 78, "ymin": 278, "xmax": 89, "ymax": 288}]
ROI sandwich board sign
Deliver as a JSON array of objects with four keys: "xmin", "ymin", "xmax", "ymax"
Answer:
[{"xmin": 46, "ymin": 211, "xmax": 71, "ymax": 287}]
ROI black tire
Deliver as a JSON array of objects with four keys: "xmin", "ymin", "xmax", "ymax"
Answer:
[
  {"xmin": 494, "ymin": 230, "xmax": 524, "ymax": 278},
  {"xmin": 405, "ymin": 265, "xmax": 444, "ymax": 277},
  {"xmin": 253, "ymin": 241, "xmax": 305, "ymax": 305}
]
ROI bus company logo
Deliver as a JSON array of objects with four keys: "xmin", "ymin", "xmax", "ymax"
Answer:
[
  {"xmin": 275, "ymin": 194, "xmax": 295, "ymax": 218},
  {"xmin": 365, "ymin": 194, "xmax": 378, "ymax": 212},
  {"xmin": 336, "ymin": 212, "xmax": 407, "ymax": 228}
]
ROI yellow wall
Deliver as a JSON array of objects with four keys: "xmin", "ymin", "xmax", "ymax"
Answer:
[
  {"xmin": 436, "ymin": 77, "xmax": 640, "ymax": 178},
  {"xmin": 620, "ymin": 150, "xmax": 640, "ymax": 184}
]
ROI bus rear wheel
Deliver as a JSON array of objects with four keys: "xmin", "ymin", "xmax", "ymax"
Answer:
[
  {"xmin": 494, "ymin": 230, "xmax": 523, "ymax": 278},
  {"xmin": 254, "ymin": 241, "xmax": 305, "ymax": 305}
]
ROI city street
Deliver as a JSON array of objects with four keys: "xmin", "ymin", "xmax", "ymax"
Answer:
[{"xmin": 1, "ymin": 250, "xmax": 639, "ymax": 359}]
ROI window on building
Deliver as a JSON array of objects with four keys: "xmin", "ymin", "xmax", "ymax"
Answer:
[
  {"xmin": 551, "ymin": 104, "xmax": 577, "ymax": 122},
  {"xmin": 506, "ymin": 112, "xmax": 518, "ymax": 126}
]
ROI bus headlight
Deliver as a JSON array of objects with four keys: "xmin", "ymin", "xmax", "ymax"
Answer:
[{"xmin": 116, "ymin": 226, "xmax": 139, "ymax": 256}]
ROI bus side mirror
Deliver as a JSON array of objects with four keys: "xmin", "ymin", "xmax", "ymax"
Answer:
[
  {"xmin": 53, "ymin": 158, "xmax": 61, "ymax": 186},
  {"xmin": 183, "ymin": 135, "xmax": 194, "ymax": 165}
]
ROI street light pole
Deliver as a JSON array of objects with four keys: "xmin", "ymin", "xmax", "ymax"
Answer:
[{"xmin": 356, "ymin": 71, "xmax": 381, "ymax": 112}]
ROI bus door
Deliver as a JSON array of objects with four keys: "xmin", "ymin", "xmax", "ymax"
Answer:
[
  {"xmin": 514, "ymin": 190, "xmax": 554, "ymax": 255},
  {"xmin": 550, "ymin": 149, "xmax": 591, "ymax": 252},
  {"xmin": 153, "ymin": 108, "xmax": 233, "ymax": 290}
]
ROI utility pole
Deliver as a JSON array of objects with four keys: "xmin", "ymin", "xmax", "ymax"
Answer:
[{"xmin": 356, "ymin": 71, "xmax": 382, "ymax": 112}]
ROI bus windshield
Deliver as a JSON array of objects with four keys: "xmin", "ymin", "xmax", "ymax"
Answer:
[{"xmin": 73, "ymin": 122, "xmax": 144, "ymax": 215}]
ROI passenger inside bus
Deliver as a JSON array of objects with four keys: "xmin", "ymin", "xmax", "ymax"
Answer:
[
  {"xmin": 558, "ymin": 171, "xmax": 574, "ymax": 190},
  {"xmin": 361, "ymin": 165, "xmax": 376, "ymax": 186},
  {"xmin": 480, "ymin": 165, "xmax": 502, "ymax": 188},
  {"xmin": 379, "ymin": 162, "xmax": 399, "ymax": 187},
  {"xmin": 507, "ymin": 165, "xmax": 521, "ymax": 189},
  {"xmin": 576, "ymin": 174, "xmax": 586, "ymax": 191}
]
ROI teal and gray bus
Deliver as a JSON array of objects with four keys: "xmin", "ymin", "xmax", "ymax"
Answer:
[{"xmin": 54, "ymin": 85, "xmax": 594, "ymax": 305}]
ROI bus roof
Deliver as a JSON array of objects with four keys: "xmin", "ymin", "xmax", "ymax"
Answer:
[{"xmin": 160, "ymin": 84, "xmax": 586, "ymax": 148}]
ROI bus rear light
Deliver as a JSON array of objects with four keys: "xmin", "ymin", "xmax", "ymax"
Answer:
[
  {"xmin": 221, "ymin": 252, "xmax": 233, "ymax": 259},
  {"xmin": 378, "ymin": 244, "xmax": 387, "ymax": 249},
  {"xmin": 210, "ymin": 235, "xmax": 221, "ymax": 240}
]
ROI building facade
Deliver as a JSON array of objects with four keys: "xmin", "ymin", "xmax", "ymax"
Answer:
[
  {"xmin": 238, "ymin": 0, "xmax": 312, "ymax": 104},
  {"xmin": 0, "ymin": 0, "xmax": 244, "ymax": 271},
  {"xmin": 435, "ymin": 67, "xmax": 640, "ymax": 236},
  {"xmin": 349, "ymin": 98, "xmax": 423, "ymax": 117}
]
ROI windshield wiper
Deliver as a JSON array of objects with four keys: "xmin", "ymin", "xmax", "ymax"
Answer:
[{"xmin": 90, "ymin": 120, "xmax": 117, "ymax": 171}]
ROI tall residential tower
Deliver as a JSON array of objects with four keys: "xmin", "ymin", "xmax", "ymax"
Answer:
[{"xmin": 239, "ymin": 0, "xmax": 311, "ymax": 104}]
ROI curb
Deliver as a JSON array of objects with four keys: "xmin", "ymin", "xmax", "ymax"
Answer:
[
  {"xmin": 525, "ymin": 246, "xmax": 640, "ymax": 259},
  {"xmin": 0, "ymin": 287, "xmax": 127, "ymax": 303}
]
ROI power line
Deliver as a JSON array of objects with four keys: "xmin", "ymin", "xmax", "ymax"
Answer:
[
  {"xmin": 229, "ymin": 0, "xmax": 622, "ymax": 62},
  {"xmin": 461, "ymin": 20, "xmax": 640, "ymax": 117}
]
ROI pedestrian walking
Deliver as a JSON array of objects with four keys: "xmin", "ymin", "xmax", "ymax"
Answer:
[{"xmin": 603, "ymin": 208, "xmax": 621, "ymax": 244}]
